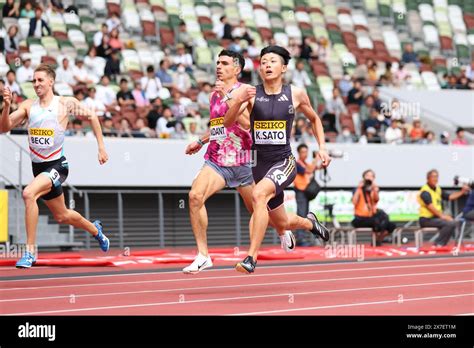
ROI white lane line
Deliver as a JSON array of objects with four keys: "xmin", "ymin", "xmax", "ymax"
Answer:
[
  {"xmin": 1, "ymin": 261, "xmax": 472, "ymax": 292},
  {"xmin": 1, "ymin": 275, "xmax": 472, "ymax": 304},
  {"xmin": 1, "ymin": 255, "xmax": 471, "ymax": 283},
  {"xmin": 5, "ymin": 281, "xmax": 473, "ymax": 316},
  {"xmin": 230, "ymin": 293, "xmax": 474, "ymax": 316}
]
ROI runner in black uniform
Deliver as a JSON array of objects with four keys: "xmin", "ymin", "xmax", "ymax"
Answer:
[{"xmin": 223, "ymin": 46, "xmax": 331, "ymax": 273}]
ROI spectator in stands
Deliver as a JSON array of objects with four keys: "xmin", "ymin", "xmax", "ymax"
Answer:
[
  {"xmin": 324, "ymin": 87, "xmax": 347, "ymax": 133},
  {"xmin": 102, "ymin": 117, "xmax": 117, "ymax": 137},
  {"xmin": 347, "ymin": 80, "xmax": 364, "ymax": 105},
  {"xmin": 371, "ymin": 88, "xmax": 382, "ymax": 112},
  {"xmin": 401, "ymin": 43, "xmax": 419, "ymax": 66},
  {"xmin": 352, "ymin": 169, "xmax": 395, "ymax": 246},
  {"xmin": 299, "ymin": 37, "xmax": 315, "ymax": 60},
  {"xmin": 294, "ymin": 143, "xmax": 322, "ymax": 246},
  {"xmin": 197, "ymin": 83, "xmax": 212, "ymax": 110},
  {"xmin": 104, "ymin": 48, "xmax": 121, "ymax": 81},
  {"xmin": 5, "ymin": 70, "xmax": 21, "ymax": 95},
  {"xmin": 106, "ymin": 12, "xmax": 121, "ymax": 33},
  {"xmin": 359, "ymin": 95, "xmax": 375, "ymax": 122},
  {"xmin": 177, "ymin": 21, "xmax": 193, "ymax": 50},
  {"xmin": 315, "ymin": 37, "xmax": 329, "ymax": 62},
  {"xmin": 9, "ymin": 91, "xmax": 20, "ymax": 112},
  {"xmin": 66, "ymin": 119, "xmax": 85, "ymax": 137},
  {"xmin": 456, "ymin": 76, "xmax": 470, "ymax": 90},
  {"xmin": 452, "ymin": 127, "xmax": 469, "ymax": 146},
  {"xmin": 170, "ymin": 91, "xmax": 187, "ymax": 120},
  {"xmin": 173, "ymin": 44, "xmax": 193, "ymax": 72},
  {"xmin": 4, "ymin": 25, "xmax": 20, "ymax": 54},
  {"xmin": 366, "ymin": 58, "xmax": 378, "ymax": 84},
  {"xmin": 173, "ymin": 63, "xmax": 192, "ymax": 94},
  {"xmin": 187, "ymin": 121, "xmax": 200, "ymax": 142},
  {"xmin": 132, "ymin": 80, "xmax": 150, "ymax": 108},
  {"xmin": 84, "ymin": 87, "xmax": 106, "ymax": 117},
  {"xmin": 55, "ymin": 58, "xmax": 76, "ymax": 87},
  {"xmin": 146, "ymin": 98, "xmax": 163, "ymax": 130},
  {"xmin": 156, "ymin": 106, "xmax": 175, "ymax": 138},
  {"xmin": 116, "ymin": 78, "xmax": 135, "ymax": 110},
  {"xmin": 96, "ymin": 35, "xmax": 112, "ymax": 59},
  {"xmin": 108, "ymin": 28, "xmax": 124, "ymax": 51},
  {"xmin": 384, "ymin": 119, "xmax": 403, "ymax": 144},
  {"xmin": 20, "ymin": 2, "xmax": 35, "ymax": 18},
  {"xmin": 94, "ymin": 24, "xmax": 109, "ymax": 47},
  {"xmin": 241, "ymin": 49, "xmax": 254, "ymax": 83},
  {"xmin": 229, "ymin": 37, "xmax": 243, "ymax": 53},
  {"xmin": 214, "ymin": 15, "xmax": 233, "ymax": 40},
  {"xmin": 0, "ymin": 79, "xmax": 4, "ymax": 105},
  {"xmin": 338, "ymin": 73, "xmax": 352, "ymax": 97},
  {"xmin": 418, "ymin": 169, "xmax": 470, "ymax": 247},
  {"xmin": 73, "ymin": 58, "xmax": 94, "ymax": 85},
  {"xmin": 290, "ymin": 60, "xmax": 311, "ymax": 88},
  {"xmin": 84, "ymin": 46, "xmax": 105, "ymax": 84},
  {"xmin": 336, "ymin": 126, "xmax": 356, "ymax": 143},
  {"xmin": 156, "ymin": 59, "xmax": 174, "ymax": 89},
  {"xmin": 440, "ymin": 131, "xmax": 450, "ymax": 145},
  {"xmin": 3, "ymin": 0, "xmax": 19, "ymax": 18},
  {"xmin": 141, "ymin": 65, "xmax": 165, "ymax": 101},
  {"xmin": 16, "ymin": 57, "xmax": 34, "ymax": 83},
  {"xmin": 294, "ymin": 118, "xmax": 313, "ymax": 143},
  {"xmin": 388, "ymin": 98, "xmax": 403, "ymax": 122},
  {"xmin": 420, "ymin": 130, "xmax": 436, "ymax": 145},
  {"xmin": 95, "ymin": 75, "xmax": 117, "ymax": 107},
  {"xmin": 409, "ymin": 119, "xmax": 424, "ymax": 143},
  {"xmin": 170, "ymin": 121, "xmax": 187, "ymax": 139},
  {"xmin": 118, "ymin": 118, "xmax": 133, "ymax": 138},
  {"xmin": 133, "ymin": 118, "xmax": 153, "ymax": 138},
  {"xmin": 51, "ymin": 0, "xmax": 65, "ymax": 13},
  {"xmin": 446, "ymin": 75, "xmax": 457, "ymax": 89},
  {"xmin": 362, "ymin": 127, "xmax": 381, "ymax": 144},
  {"xmin": 232, "ymin": 20, "xmax": 252, "ymax": 43},
  {"xmin": 28, "ymin": 7, "xmax": 51, "ymax": 38},
  {"xmin": 246, "ymin": 39, "xmax": 259, "ymax": 58},
  {"xmin": 287, "ymin": 38, "xmax": 301, "ymax": 58}
]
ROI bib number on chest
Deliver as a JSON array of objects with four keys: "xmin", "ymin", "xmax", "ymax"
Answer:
[
  {"xmin": 254, "ymin": 120, "xmax": 286, "ymax": 145},
  {"xmin": 210, "ymin": 117, "xmax": 226, "ymax": 141},
  {"xmin": 29, "ymin": 128, "xmax": 55, "ymax": 148}
]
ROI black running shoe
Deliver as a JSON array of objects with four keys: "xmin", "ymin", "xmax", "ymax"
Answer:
[
  {"xmin": 307, "ymin": 212, "xmax": 330, "ymax": 241},
  {"xmin": 235, "ymin": 256, "xmax": 257, "ymax": 274}
]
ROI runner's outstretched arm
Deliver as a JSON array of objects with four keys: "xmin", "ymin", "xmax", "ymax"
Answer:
[
  {"xmin": 223, "ymin": 84, "xmax": 255, "ymax": 128},
  {"xmin": 293, "ymin": 86, "xmax": 331, "ymax": 167},
  {"xmin": 0, "ymin": 88, "xmax": 29, "ymax": 133}
]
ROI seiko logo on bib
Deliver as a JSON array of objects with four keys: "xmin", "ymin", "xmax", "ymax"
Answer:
[
  {"xmin": 209, "ymin": 117, "xmax": 226, "ymax": 141},
  {"xmin": 254, "ymin": 120, "xmax": 286, "ymax": 145},
  {"xmin": 29, "ymin": 128, "xmax": 55, "ymax": 148}
]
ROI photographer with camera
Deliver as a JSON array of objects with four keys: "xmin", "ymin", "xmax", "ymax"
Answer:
[
  {"xmin": 352, "ymin": 169, "xmax": 396, "ymax": 246},
  {"xmin": 418, "ymin": 170, "xmax": 471, "ymax": 246},
  {"xmin": 294, "ymin": 144, "xmax": 323, "ymax": 246}
]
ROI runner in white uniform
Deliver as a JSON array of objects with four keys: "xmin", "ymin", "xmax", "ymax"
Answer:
[{"xmin": 0, "ymin": 63, "xmax": 110, "ymax": 268}]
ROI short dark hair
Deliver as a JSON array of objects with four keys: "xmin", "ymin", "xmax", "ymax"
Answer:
[
  {"xmin": 427, "ymin": 169, "xmax": 438, "ymax": 178},
  {"xmin": 362, "ymin": 169, "xmax": 374, "ymax": 178},
  {"xmin": 218, "ymin": 50, "xmax": 245, "ymax": 72},
  {"xmin": 260, "ymin": 45, "xmax": 291, "ymax": 65},
  {"xmin": 297, "ymin": 143, "xmax": 308, "ymax": 153},
  {"xmin": 456, "ymin": 127, "xmax": 464, "ymax": 134},
  {"xmin": 6, "ymin": 70, "xmax": 15, "ymax": 76},
  {"xmin": 146, "ymin": 65, "xmax": 154, "ymax": 73},
  {"xmin": 120, "ymin": 78, "xmax": 128, "ymax": 84}
]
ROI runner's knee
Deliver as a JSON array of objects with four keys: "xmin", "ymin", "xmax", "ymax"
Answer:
[
  {"xmin": 22, "ymin": 187, "xmax": 36, "ymax": 203},
  {"xmin": 53, "ymin": 212, "xmax": 68, "ymax": 224},
  {"xmin": 189, "ymin": 190, "xmax": 205, "ymax": 208}
]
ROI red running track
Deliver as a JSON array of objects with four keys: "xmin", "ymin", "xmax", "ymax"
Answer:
[{"xmin": 0, "ymin": 256, "xmax": 473, "ymax": 316}]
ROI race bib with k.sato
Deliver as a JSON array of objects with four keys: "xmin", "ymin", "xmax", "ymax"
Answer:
[{"xmin": 253, "ymin": 120, "xmax": 286, "ymax": 145}]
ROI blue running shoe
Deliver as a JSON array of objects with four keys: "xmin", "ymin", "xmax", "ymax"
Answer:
[
  {"xmin": 94, "ymin": 220, "xmax": 110, "ymax": 252},
  {"xmin": 16, "ymin": 251, "xmax": 36, "ymax": 269}
]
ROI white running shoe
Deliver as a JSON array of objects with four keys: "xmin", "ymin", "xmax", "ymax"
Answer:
[
  {"xmin": 280, "ymin": 231, "xmax": 296, "ymax": 253},
  {"xmin": 182, "ymin": 253, "xmax": 213, "ymax": 274}
]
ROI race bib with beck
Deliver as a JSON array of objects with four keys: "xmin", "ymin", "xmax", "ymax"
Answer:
[
  {"xmin": 210, "ymin": 117, "xmax": 226, "ymax": 141},
  {"xmin": 29, "ymin": 128, "xmax": 55, "ymax": 148},
  {"xmin": 254, "ymin": 120, "xmax": 286, "ymax": 145}
]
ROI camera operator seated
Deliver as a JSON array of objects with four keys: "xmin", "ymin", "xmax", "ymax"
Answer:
[
  {"xmin": 418, "ymin": 169, "xmax": 470, "ymax": 247},
  {"xmin": 352, "ymin": 170, "xmax": 396, "ymax": 246}
]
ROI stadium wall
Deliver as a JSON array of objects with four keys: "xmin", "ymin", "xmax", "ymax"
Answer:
[{"xmin": 1, "ymin": 135, "xmax": 473, "ymax": 188}]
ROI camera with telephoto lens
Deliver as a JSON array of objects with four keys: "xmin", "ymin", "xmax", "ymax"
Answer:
[
  {"xmin": 363, "ymin": 179, "xmax": 373, "ymax": 192},
  {"xmin": 454, "ymin": 176, "xmax": 474, "ymax": 189}
]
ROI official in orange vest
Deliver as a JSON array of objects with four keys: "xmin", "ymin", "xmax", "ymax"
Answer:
[
  {"xmin": 352, "ymin": 169, "xmax": 395, "ymax": 246},
  {"xmin": 418, "ymin": 169, "xmax": 469, "ymax": 246},
  {"xmin": 294, "ymin": 144, "xmax": 322, "ymax": 246}
]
